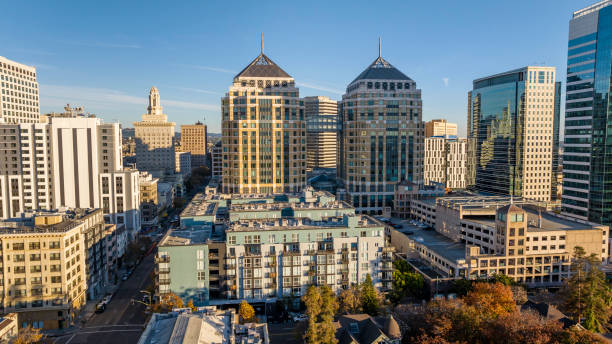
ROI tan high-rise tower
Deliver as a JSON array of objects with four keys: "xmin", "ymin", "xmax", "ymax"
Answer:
[
  {"xmin": 221, "ymin": 42, "xmax": 305, "ymax": 194},
  {"xmin": 134, "ymin": 87, "xmax": 176, "ymax": 176}
]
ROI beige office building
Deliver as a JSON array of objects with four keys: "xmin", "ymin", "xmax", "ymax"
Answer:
[
  {"xmin": 425, "ymin": 119, "xmax": 457, "ymax": 137},
  {"xmin": 221, "ymin": 46, "xmax": 305, "ymax": 194},
  {"xmin": 424, "ymin": 136, "xmax": 467, "ymax": 189},
  {"xmin": 304, "ymin": 96, "xmax": 338, "ymax": 171},
  {"xmin": 134, "ymin": 87, "xmax": 176, "ymax": 176},
  {"xmin": 338, "ymin": 49, "xmax": 424, "ymax": 215},
  {"xmin": 0, "ymin": 56, "xmax": 39, "ymax": 124},
  {"xmin": 393, "ymin": 196, "xmax": 609, "ymax": 288},
  {"xmin": 180, "ymin": 122, "xmax": 208, "ymax": 168},
  {"xmin": 139, "ymin": 172, "xmax": 159, "ymax": 227}
]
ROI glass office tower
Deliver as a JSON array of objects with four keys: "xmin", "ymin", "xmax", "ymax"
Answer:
[
  {"xmin": 468, "ymin": 66, "xmax": 557, "ymax": 202},
  {"xmin": 562, "ymin": 1, "xmax": 612, "ymax": 225}
]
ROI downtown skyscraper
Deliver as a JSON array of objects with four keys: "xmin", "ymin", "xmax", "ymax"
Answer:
[
  {"xmin": 561, "ymin": 0, "xmax": 612, "ymax": 225},
  {"xmin": 468, "ymin": 66, "xmax": 559, "ymax": 202},
  {"xmin": 221, "ymin": 43, "xmax": 305, "ymax": 194},
  {"xmin": 338, "ymin": 45, "xmax": 424, "ymax": 215},
  {"xmin": 0, "ymin": 56, "xmax": 39, "ymax": 124}
]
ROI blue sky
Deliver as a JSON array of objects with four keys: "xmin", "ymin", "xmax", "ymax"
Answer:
[{"xmin": 1, "ymin": 0, "xmax": 593, "ymax": 135}]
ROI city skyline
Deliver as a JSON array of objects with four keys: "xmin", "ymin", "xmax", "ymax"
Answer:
[{"xmin": 1, "ymin": 0, "xmax": 594, "ymax": 134}]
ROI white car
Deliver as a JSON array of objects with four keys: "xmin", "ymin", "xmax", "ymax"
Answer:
[{"xmin": 293, "ymin": 313, "xmax": 308, "ymax": 322}]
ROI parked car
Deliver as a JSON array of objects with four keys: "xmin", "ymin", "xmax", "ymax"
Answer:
[
  {"xmin": 292, "ymin": 313, "xmax": 308, "ymax": 322},
  {"xmin": 122, "ymin": 274, "xmax": 129, "ymax": 281},
  {"xmin": 95, "ymin": 302, "xmax": 106, "ymax": 313}
]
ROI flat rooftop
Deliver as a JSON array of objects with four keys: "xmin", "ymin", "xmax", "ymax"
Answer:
[
  {"xmin": 396, "ymin": 225, "xmax": 466, "ymax": 263},
  {"xmin": 229, "ymin": 200, "xmax": 350, "ymax": 212},
  {"xmin": 160, "ymin": 228, "xmax": 212, "ymax": 246},
  {"xmin": 464, "ymin": 206, "xmax": 602, "ymax": 232},
  {"xmin": 228, "ymin": 215, "xmax": 382, "ymax": 232}
]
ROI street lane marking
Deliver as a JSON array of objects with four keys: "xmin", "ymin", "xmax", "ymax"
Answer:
[{"xmin": 64, "ymin": 334, "xmax": 76, "ymax": 344}]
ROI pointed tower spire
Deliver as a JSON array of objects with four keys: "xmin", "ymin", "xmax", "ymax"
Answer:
[
  {"xmin": 378, "ymin": 37, "xmax": 381, "ymax": 58},
  {"xmin": 261, "ymin": 33, "xmax": 264, "ymax": 55}
]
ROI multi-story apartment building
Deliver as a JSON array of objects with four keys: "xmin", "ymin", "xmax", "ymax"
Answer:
[
  {"xmin": 468, "ymin": 66, "xmax": 558, "ymax": 202},
  {"xmin": 303, "ymin": 96, "xmax": 338, "ymax": 171},
  {"xmin": 100, "ymin": 170, "xmax": 140, "ymax": 238},
  {"xmin": 180, "ymin": 122, "xmax": 208, "ymax": 168},
  {"xmin": 0, "ymin": 211, "xmax": 96, "ymax": 330},
  {"xmin": 0, "ymin": 56, "xmax": 39, "ymax": 124},
  {"xmin": 174, "ymin": 151, "xmax": 191, "ymax": 177},
  {"xmin": 338, "ymin": 48, "xmax": 424, "ymax": 215},
  {"xmin": 561, "ymin": 1, "xmax": 612, "ymax": 226},
  {"xmin": 211, "ymin": 141, "xmax": 222, "ymax": 178},
  {"xmin": 221, "ymin": 46, "xmax": 306, "ymax": 194},
  {"xmin": 0, "ymin": 110, "xmax": 140, "ymax": 234},
  {"xmin": 425, "ymin": 119, "xmax": 457, "ymax": 137},
  {"xmin": 139, "ymin": 172, "xmax": 159, "ymax": 228},
  {"xmin": 134, "ymin": 87, "xmax": 176, "ymax": 176},
  {"xmin": 156, "ymin": 188, "xmax": 390, "ymax": 306},
  {"xmin": 424, "ymin": 136, "xmax": 467, "ymax": 189},
  {"xmin": 391, "ymin": 195, "xmax": 609, "ymax": 289}
]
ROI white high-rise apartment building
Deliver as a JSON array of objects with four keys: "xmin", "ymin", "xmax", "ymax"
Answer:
[
  {"xmin": 0, "ymin": 109, "xmax": 140, "ymax": 234},
  {"xmin": 424, "ymin": 136, "xmax": 467, "ymax": 189},
  {"xmin": 134, "ymin": 87, "xmax": 176, "ymax": 176},
  {"xmin": 0, "ymin": 56, "xmax": 39, "ymax": 124}
]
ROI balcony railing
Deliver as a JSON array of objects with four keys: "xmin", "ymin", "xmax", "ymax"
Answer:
[
  {"xmin": 158, "ymin": 279, "xmax": 171, "ymax": 285},
  {"xmin": 155, "ymin": 256, "xmax": 170, "ymax": 263}
]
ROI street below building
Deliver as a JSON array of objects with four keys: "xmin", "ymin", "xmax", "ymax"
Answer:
[{"xmin": 51, "ymin": 253, "xmax": 154, "ymax": 344}]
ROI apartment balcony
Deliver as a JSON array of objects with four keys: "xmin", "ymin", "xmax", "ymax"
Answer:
[
  {"xmin": 158, "ymin": 279, "xmax": 171, "ymax": 285},
  {"xmin": 156, "ymin": 268, "xmax": 170, "ymax": 274},
  {"xmin": 283, "ymin": 250, "xmax": 301, "ymax": 256},
  {"xmin": 155, "ymin": 256, "xmax": 170, "ymax": 263},
  {"xmin": 305, "ymin": 249, "xmax": 316, "ymax": 255},
  {"xmin": 267, "ymin": 260, "xmax": 277, "ymax": 268},
  {"xmin": 225, "ymin": 264, "xmax": 236, "ymax": 270},
  {"xmin": 381, "ymin": 263, "xmax": 394, "ymax": 271}
]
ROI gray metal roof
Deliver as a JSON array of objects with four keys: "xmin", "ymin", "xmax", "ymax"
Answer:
[
  {"xmin": 350, "ymin": 56, "xmax": 412, "ymax": 84},
  {"xmin": 235, "ymin": 54, "xmax": 291, "ymax": 79}
]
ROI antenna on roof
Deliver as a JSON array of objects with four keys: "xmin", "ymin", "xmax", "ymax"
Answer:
[
  {"xmin": 378, "ymin": 37, "xmax": 382, "ymax": 58},
  {"xmin": 261, "ymin": 33, "xmax": 264, "ymax": 55}
]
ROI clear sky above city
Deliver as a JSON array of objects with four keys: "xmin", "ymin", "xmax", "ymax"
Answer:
[{"xmin": 1, "ymin": 0, "xmax": 594, "ymax": 135}]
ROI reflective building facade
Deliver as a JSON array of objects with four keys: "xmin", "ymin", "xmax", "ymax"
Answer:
[
  {"xmin": 561, "ymin": 1, "xmax": 612, "ymax": 225},
  {"xmin": 468, "ymin": 66, "xmax": 557, "ymax": 202}
]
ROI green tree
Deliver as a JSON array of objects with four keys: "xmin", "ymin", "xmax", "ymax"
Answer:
[
  {"xmin": 390, "ymin": 259, "xmax": 425, "ymax": 303},
  {"xmin": 239, "ymin": 300, "xmax": 255, "ymax": 323},
  {"xmin": 564, "ymin": 246, "xmax": 612, "ymax": 332},
  {"xmin": 361, "ymin": 274, "xmax": 380, "ymax": 315},
  {"xmin": 303, "ymin": 285, "xmax": 338, "ymax": 344}
]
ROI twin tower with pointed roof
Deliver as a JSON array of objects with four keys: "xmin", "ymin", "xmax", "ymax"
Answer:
[{"xmin": 221, "ymin": 42, "xmax": 423, "ymax": 216}]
